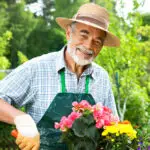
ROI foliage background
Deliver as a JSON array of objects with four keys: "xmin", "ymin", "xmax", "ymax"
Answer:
[{"xmin": 0, "ymin": 0, "xmax": 149, "ymax": 148}]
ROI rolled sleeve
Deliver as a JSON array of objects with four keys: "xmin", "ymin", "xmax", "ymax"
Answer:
[{"xmin": 0, "ymin": 63, "xmax": 31, "ymax": 107}]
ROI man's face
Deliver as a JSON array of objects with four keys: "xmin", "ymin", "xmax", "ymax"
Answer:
[{"xmin": 66, "ymin": 22, "xmax": 106, "ymax": 66}]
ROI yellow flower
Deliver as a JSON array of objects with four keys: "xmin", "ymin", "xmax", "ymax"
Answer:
[
  {"xmin": 102, "ymin": 130, "xmax": 108, "ymax": 136},
  {"xmin": 111, "ymin": 139, "xmax": 115, "ymax": 142},
  {"xmin": 116, "ymin": 133, "xmax": 119, "ymax": 136},
  {"xmin": 102, "ymin": 125, "xmax": 118, "ymax": 137},
  {"xmin": 102, "ymin": 121, "xmax": 137, "ymax": 140}
]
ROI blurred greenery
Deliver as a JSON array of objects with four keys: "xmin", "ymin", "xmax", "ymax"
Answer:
[{"xmin": 0, "ymin": 0, "xmax": 149, "ymax": 149}]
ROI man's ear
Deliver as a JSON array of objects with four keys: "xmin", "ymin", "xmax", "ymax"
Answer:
[{"xmin": 66, "ymin": 26, "xmax": 72, "ymax": 41}]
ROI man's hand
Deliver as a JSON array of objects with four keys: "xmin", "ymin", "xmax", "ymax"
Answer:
[
  {"xmin": 16, "ymin": 133, "xmax": 40, "ymax": 150},
  {"xmin": 14, "ymin": 114, "xmax": 40, "ymax": 150}
]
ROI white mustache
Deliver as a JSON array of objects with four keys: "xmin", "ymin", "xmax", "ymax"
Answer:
[{"xmin": 76, "ymin": 45, "xmax": 94, "ymax": 55}]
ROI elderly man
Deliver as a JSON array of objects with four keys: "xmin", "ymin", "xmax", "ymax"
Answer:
[{"xmin": 0, "ymin": 3, "xmax": 120, "ymax": 150}]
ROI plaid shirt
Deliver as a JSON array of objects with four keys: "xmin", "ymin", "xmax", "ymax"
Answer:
[{"xmin": 0, "ymin": 46, "xmax": 118, "ymax": 123}]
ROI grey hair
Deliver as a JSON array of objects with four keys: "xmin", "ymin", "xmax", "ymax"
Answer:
[{"xmin": 70, "ymin": 21, "xmax": 77, "ymax": 32}]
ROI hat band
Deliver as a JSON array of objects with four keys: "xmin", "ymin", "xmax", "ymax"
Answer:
[{"xmin": 73, "ymin": 15, "xmax": 108, "ymax": 30}]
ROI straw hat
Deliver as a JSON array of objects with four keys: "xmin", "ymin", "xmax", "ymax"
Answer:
[{"xmin": 56, "ymin": 3, "xmax": 120, "ymax": 47}]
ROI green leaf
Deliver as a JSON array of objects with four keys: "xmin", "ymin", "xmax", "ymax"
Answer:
[
  {"xmin": 82, "ymin": 113, "xmax": 95, "ymax": 125},
  {"xmin": 72, "ymin": 117, "xmax": 87, "ymax": 137},
  {"xmin": 85, "ymin": 126, "xmax": 100, "ymax": 143},
  {"xmin": 74, "ymin": 138, "xmax": 96, "ymax": 150}
]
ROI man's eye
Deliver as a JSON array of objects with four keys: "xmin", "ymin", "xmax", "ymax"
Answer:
[
  {"xmin": 80, "ymin": 34, "xmax": 88, "ymax": 39},
  {"xmin": 95, "ymin": 40, "xmax": 102, "ymax": 46}
]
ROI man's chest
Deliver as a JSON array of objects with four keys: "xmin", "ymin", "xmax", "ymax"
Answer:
[{"xmin": 32, "ymin": 71, "xmax": 108, "ymax": 104}]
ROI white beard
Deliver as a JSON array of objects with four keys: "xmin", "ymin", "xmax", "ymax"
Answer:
[{"xmin": 67, "ymin": 40, "xmax": 94, "ymax": 66}]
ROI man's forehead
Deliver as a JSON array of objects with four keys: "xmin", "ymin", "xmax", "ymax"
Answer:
[{"xmin": 76, "ymin": 22, "xmax": 106, "ymax": 37}]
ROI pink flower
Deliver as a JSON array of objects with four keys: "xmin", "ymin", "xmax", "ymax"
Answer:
[
  {"xmin": 54, "ymin": 116, "xmax": 72, "ymax": 131},
  {"xmin": 93, "ymin": 104, "xmax": 117, "ymax": 128},
  {"xmin": 104, "ymin": 119, "xmax": 111, "ymax": 126},
  {"xmin": 54, "ymin": 122, "xmax": 60, "ymax": 129},
  {"xmin": 80, "ymin": 100, "xmax": 91, "ymax": 108},
  {"xmin": 60, "ymin": 117, "xmax": 73, "ymax": 129},
  {"xmin": 54, "ymin": 100, "xmax": 119, "ymax": 132},
  {"xmin": 54, "ymin": 112, "xmax": 82, "ymax": 132},
  {"xmin": 60, "ymin": 116, "xmax": 68, "ymax": 123},
  {"xmin": 68, "ymin": 111, "xmax": 81, "ymax": 122},
  {"xmin": 72, "ymin": 101, "xmax": 78, "ymax": 107},
  {"xmin": 103, "ymin": 106, "xmax": 112, "ymax": 114},
  {"xmin": 110, "ymin": 114, "xmax": 120, "ymax": 123},
  {"xmin": 96, "ymin": 119, "xmax": 104, "ymax": 128},
  {"xmin": 92, "ymin": 102, "xmax": 103, "ymax": 111},
  {"xmin": 72, "ymin": 100, "xmax": 92, "ymax": 112}
]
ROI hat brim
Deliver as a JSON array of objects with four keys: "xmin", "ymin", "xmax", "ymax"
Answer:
[{"xmin": 56, "ymin": 17, "xmax": 120, "ymax": 47}]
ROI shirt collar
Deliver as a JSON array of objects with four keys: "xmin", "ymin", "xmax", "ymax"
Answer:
[{"xmin": 56, "ymin": 46, "xmax": 96, "ymax": 79}]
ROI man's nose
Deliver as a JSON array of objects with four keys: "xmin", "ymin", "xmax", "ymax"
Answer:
[{"xmin": 84, "ymin": 38, "xmax": 93, "ymax": 50}]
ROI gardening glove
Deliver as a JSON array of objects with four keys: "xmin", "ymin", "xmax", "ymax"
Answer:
[{"xmin": 14, "ymin": 114, "xmax": 40, "ymax": 150}]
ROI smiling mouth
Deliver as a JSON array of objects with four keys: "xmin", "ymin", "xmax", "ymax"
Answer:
[{"xmin": 76, "ymin": 47, "xmax": 93, "ymax": 56}]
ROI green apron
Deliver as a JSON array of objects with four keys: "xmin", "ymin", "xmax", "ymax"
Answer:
[{"xmin": 37, "ymin": 69, "xmax": 95, "ymax": 150}]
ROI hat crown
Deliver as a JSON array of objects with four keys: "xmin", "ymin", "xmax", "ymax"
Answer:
[{"xmin": 76, "ymin": 3, "xmax": 109, "ymax": 24}]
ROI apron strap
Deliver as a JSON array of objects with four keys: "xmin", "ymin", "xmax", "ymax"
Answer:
[
  {"xmin": 60, "ymin": 69, "xmax": 90, "ymax": 94},
  {"xmin": 60, "ymin": 69, "xmax": 66, "ymax": 93},
  {"xmin": 85, "ymin": 75, "xmax": 90, "ymax": 94}
]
